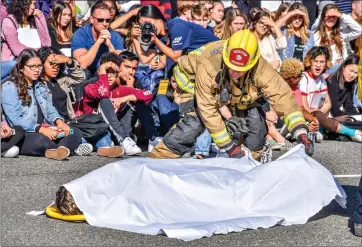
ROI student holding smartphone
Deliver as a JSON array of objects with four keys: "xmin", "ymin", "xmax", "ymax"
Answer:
[{"xmin": 1, "ymin": 49, "xmax": 83, "ymax": 160}]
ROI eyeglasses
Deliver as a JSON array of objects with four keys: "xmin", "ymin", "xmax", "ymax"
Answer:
[
  {"xmin": 25, "ymin": 64, "xmax": 43, "ymax": 71},
  {"xmin": 107, "ymin": 71, "xmax": 118, "ymax": 77},
  {"xmin": 93, "ymin": 16, "xmax": 112, "ymax": 23}
]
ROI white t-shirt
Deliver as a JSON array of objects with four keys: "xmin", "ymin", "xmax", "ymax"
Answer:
[{"xmin": 298, "ymin": 71, "xmax": 328, "ymax": 110}]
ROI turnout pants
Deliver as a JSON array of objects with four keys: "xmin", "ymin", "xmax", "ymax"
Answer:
[{"xmin": 150, "ymin": 107, "xmax": 268, "ymax": 159}]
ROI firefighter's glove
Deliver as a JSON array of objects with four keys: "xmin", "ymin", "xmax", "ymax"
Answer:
[
  {"xmin": 297, "ymin": 133, "xmax": 314, "ymax": 157},
  {"xmin": 225, "ymin": 117, "xmax": 249, "ymax": 136},
  {"xmin": 226, "ymin": 143, "xmax": 245, "ymax": 159}
]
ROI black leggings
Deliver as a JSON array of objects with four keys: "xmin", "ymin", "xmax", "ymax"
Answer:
[
  {"xmin": 1, "ymin": 126, "xmax": 25, "ymax": 153},
  {"xmin": 20, "ymin": 127, "xmax": 82, "ymax": 156}
]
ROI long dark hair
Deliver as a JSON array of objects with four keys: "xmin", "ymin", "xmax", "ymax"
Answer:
[
  {"xmin": 38, "ymin": 47, "xmax": 66, "ymax": 80},
  {"xmin": 7, "ymin": 0, "xmax": 35, "ymax": 27},
  {"xmin": 250, "ymin": 10, "xmax": 271, "ymax": 38},
  {"xmin": 48, "ymin": 1, "xmax": 73, "ymax": 43},
  {"xmin": 316, "ymin": 4, "xmax": 343, "ymax": 57},
  {"xmin": 9, "ymin": 49, "xmax": 39, "ymax": 105},
  {"xmin": 328, "ymin": 55, "xmax": 360, "ymax": 90},
  {"xmin": 136, "ymin": 4, "xmax": 166, "ymax": 23}
]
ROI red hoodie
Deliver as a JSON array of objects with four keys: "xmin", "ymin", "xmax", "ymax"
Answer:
[{"xmin": 79, "ymin": 74, "xmax": 153, "ymax": 115}]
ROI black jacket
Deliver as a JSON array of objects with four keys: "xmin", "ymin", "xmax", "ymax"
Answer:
[{"xmin": 327, "ymin": 76, "xmax": 359, "ymax": 117}]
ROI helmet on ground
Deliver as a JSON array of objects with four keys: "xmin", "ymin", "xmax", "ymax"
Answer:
[{"xmin": 223, "ymin": 30, "xmax": 260, "ymax": 72}]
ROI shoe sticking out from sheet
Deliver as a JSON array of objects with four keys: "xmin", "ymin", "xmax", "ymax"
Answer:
[{"xmin": 34, "ymin": 145, "xmax": 346, "ymax": 241}]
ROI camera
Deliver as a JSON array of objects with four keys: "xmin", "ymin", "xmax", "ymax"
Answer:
[{"xmin": 141, "ymin": 22, "xmax": 157, "ymax": 44}]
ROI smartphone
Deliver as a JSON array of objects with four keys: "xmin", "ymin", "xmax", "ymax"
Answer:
[
  {"xmin": 11, "ymin": 129, "xmax": 15, "ymax": 136},
  {"xmin": 56, "ymin": 129, "xmax": 74, "ymax": 139}
]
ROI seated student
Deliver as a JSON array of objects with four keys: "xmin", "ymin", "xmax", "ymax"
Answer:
[
  {"xmin": 47, "ymin": 1, "xmax": 75, "ymax": 57},
  {"xmin": 327, "ymin": 55, "xmax": 361, "ymax": 117},
  {"xmin": 38, "ymin": 47, "xmax": 124, "ymax": 157},
  {"xmin": 280, "ymin": 55, "xmax": 362, "ymax": 143},
  {"xmin": 1, "ymin": 49, "xmax": 82, "ymax": 160},
  {"xmin": 190, "ymin": 4, "xmax": 212, "ymax": 32},
  {"xmin": 299, "ymin": 46, "xmax": 332, "ymax": 115},
  {"xmin": 1, "ymin": 121, "xmax": 25, "ymax": 158},
  {"xmin": 175, "ymin": 0, "xmax": 194, "ymax": 22},
  {"xmin": 152, "ymin": 71, "xmax": 181, "ymax": 136},
  {"xmin": 250, "ymin": 10, "xmax": 287, "ymax": 71},
  {"xmin": 81, "ymin": 52, "xmax": 158, "ymax": 155},
  {"xmin": 278, "ymin": 3, "xmax": 310, "ymax": 61},
  {"xmin": 131, "ymin": 5, "xmax": 219, "ymax": 71},
  {"xmin": 1, "ymin": 0, "xmax": 51, "ymax": 78},
  {"xmin": 209, "ymin": 1, "xmax": 224, "ymax": 28},
  {"xmin": 71, "ymin": 1, "xmax": 124, "ymax": 76},
  {"xmin": 214, "ymin": 8, "xmax": 248, "ymax": 40}
]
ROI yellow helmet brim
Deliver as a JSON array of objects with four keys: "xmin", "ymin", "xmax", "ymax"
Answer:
[{"xmin": 222, "ymin": 39, "xmax": 260, "ymax": 72}]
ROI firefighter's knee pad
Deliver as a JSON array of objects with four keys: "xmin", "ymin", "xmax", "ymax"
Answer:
[
  {"xmin": 163, "ymin": 114, "xmax": 204, "ymax": 155},
  {"xmin": 243, "ymin": 107, "xmax": 268, "ymax": 151},
  {"xmin": 149, "ymin": 140, "xmax": 181, "ymax": 159}
]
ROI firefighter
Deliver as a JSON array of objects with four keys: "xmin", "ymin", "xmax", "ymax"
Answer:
[{"xmin": 150, "ymin": 30, "xmax": 314, "ymax": 160}]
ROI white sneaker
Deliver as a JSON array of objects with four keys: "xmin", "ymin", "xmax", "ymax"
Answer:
[
  {"xmin": 74, "ymin": 143, "xmax": 93, "ymax": 156},
  {"xmin": 148, "ymin": 137, "xmax": 162, "ymax": 152},
  {"xmin": 351, "ymin": 130, "xmax": 362, "ymax": 143},
  {"xmin": 316, "ymin": 132, "xmax": 323, "ymax": 143},
  {"xmin": 2, "ymin": 146, "xmax": 19, "ymax": 158},
  {"xmin": 121, "ymin": 137, "xmax": 142, "ymax": 155}
]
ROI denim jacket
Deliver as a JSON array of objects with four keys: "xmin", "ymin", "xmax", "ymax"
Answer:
[
  {"xmin": 1, "ymin": 80, "xmax": 62, "ymax": 132},
  {"xmin": 279, "ymin": 30, "xmax": 296, "ymax": 61}
]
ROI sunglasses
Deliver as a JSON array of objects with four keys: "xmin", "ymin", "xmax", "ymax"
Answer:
[{"xmin": 93, "ymin": 16, "xmax": 112, "ymax": 23}]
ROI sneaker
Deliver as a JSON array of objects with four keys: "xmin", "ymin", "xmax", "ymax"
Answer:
[
  {"xmin": 121, "ymin": 137, "xmax": 142, "ymax": 155},
  {"xmin": 45, "ymin": 146, "xmax": 70, "ymax": 160},
  {"xmin": 316, "ymin": 132, "xmax": 323, "ymax": 143},
  {"xmin": 280, "ymin": 140, "xmax": 296, "ymax": 151},
  {"xmin": 148, "ymin": 137, "xmax": 162, "ymax": 152},
  {"xmin": 351, "ymin": 130, "xmax": 362, "ymax": 143},
  {"xmin": 2, "ymin": 146, "xmax": 19, "ymax": 158},
  {"xmin": 269, "ymin": 140, "xmax": 285, "ymax": 150},
  {"xmin": 261, "ymin": 146, "xmax": 272, "ymax": 164},
  {"xmin": 74, "ymin": 143, "xmax": 93, "ymax": 156},
  {"xmin": 354, "ymin": 223, "xmax": 362, "ymax": 237},
  {"xmin": 97, "ymin": 146, "xmax": 124, "ymax": 157}
]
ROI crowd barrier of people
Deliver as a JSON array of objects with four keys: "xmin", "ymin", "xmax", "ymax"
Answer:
[{"xmin": 1, "ymin": 0, "xmax": 362, "ymax": 237}]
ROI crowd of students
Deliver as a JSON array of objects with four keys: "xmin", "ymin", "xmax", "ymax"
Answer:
[
  {"xmin": 0, "ymin": 0, "xmax": 361, "ymax": 159},
  {"xmin": 1, "ymin": 0, "xmax": 362, "ymax": 237}
]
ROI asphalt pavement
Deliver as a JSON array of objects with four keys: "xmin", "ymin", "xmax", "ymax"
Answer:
[{"xmin": 1, "ymin": 141, "xmax": 362, "ymax": 246}]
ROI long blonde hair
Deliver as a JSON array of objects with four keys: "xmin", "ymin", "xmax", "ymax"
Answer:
[
  {"xmin": 214, "ymin": 9, "xmax": 248, "ymax": 40},
  {"xmin": 285, "ymin": 3, "xmax": 309, "ymax": 44}
]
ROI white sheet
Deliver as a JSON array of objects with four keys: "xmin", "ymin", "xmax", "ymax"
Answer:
[{"xmin": 65, "ymin": 145, "xmax": 346, "ymax": 241}]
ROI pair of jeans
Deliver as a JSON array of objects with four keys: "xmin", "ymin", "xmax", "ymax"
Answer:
[
  {"xmin": 19, "ymin": 128, "xmax": 82, "ymax": 156},
  {"xmin": 1, "ymin": 60, "xmax": 16, "ymax": 80},
  {"xmin": 98, "ymin": 98, "xmax": 157, "ymax": 144},
  {"xmin": 81, "ymin": 131, "xmax": 112, "ymax": 150},
  {"xmin": 1, "ymin": 126, "xmax": 25, "ymax": 153},
  {"xmin": 195, "ymin": 129, "xmax": 212, "ymax": 156}
]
